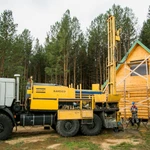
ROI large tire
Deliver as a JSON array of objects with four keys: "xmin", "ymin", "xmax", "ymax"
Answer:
[
  {"xmin": 0, "ymin": 114, "xmax": 13, "ymax": 140},
  {"xmin": 80, "ymin": 114, "xmax": 102, "ymax": 136},
  {"xmin": 56, "ymin": 120, "xmax": 79, "ymax": 137}
]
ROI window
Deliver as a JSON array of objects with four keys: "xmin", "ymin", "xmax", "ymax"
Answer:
[{"xmin": 130, "ymin": 60, "xmax": 148, "ymax": 76}]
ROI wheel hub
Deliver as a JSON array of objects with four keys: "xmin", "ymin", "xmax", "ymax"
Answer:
[
  {"xmin": 65, "ymin": 122, "xmax": 72, "ymax": 131},
  {"xmin": 0, "ymin": 123, "xmax": 4, "ymax": 133}
]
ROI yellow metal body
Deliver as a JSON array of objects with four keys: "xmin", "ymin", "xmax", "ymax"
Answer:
[
  {"xmin": 30, "ymin": 99, "xmax": 58, "ymax": 110},
  {"xmin": 94, "ymin": 94, "xmax": 106, "ymax": 103},
  {"xmin": 107, "ymin": 16, "xmax": 117, "ymax": 95},
  {"xmin": 107, "ymin": 94, "xmax": 121, "ymax": 102},
  {"xmin": 106, "ymin": 16, "xmax": 121, "ymax": 121},
  {"xmin": 101, "ymin": 16, "xmax": 121, "ymax": 104},
  {"xmin": 92, "ymin": 84, "xmax": 100, "ymax": 91},
  {"xmin": 92, "ymin": 16, "xmax": 120, "ymax": 121},
  {"xmin": 32, "ymin": 85, "xmax": 75, "ymax": 98},
  {"xmin": 94, "ymin": 94, "xmax": 120, "ymax": 103},
  {"xmin": 26, "ymin": 16, "xmax": 120, "ymax": 123},
  {"xmin": 93, "ymin": 16, "xmax": 120, "ymax": 107},
  {"xmin": 57, "ymin": 98, "xmax": 94, "ymax": 120},
  {"xmin": 58, "ymin": 110, "xmax": 93, "ymax": 120},
  {"xmin": 28, "ymin": 85, "xmax": 75, "ymax": 110},
  {"xmin": 27, "ymin": 83, "xmax": 94, "ymax": 120}
]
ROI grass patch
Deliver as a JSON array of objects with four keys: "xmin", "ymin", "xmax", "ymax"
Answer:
[
  {"xmin": 2, "ymin": 142, "xmax": 24, "ymax": 150},
  {"xmin": 136, "ymin": 131, "xmax": 150, "ymax": 150},
  {"xmin": 110, "ymin": 129, "xmax": 150, "ymax": 150},
  {"xmin": 14, "ymin": 141, "xmax": 24, "ymax": 148},
  {"xmin": 4, "ymin": 147, "xmax": 12, "ymax": 150},
  {"xmin": 110, "ymin": 142, "xmax": 134, "ymax": 150},
  {"xmin": 55, "ymin": 137, "xmax": 65, "ymax": 142},
  {"xmin": 64, "ymin": 141, "xmax": 100, "ymax": 150}
]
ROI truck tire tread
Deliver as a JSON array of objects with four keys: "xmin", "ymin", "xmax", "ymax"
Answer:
[
  {"xmin": 56, "ymin": 120, "xmax": 79, "ymax": 137},
  {"xmin": 0, "ymin": 114, "xmax": 13, "ymax": 140},
  {"xmin": 80, "ymin": 114, "xmax": 102, "ymax": 136}
]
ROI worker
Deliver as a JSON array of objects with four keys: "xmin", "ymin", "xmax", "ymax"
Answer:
[{"xmin": 130, "ymin": 102, "xmax": 139, "ymax": 125}]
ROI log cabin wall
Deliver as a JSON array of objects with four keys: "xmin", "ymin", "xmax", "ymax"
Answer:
[{"xmin": 116, "ymin": 40, "xmax": 150, "ymax": 120}]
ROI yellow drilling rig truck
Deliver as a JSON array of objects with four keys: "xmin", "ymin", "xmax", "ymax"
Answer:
[{"xmin": 0, "ymin": 16, "xmax": 121, "ymax": 140}]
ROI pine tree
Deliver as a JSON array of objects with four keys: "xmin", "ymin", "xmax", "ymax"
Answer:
[
  {"xmin": 86, "ymin": 5, "xmax": 137, "ymax": 86},
  {"xmin": 0, "ymin": 10, "xmax": 17, "ymax": 77},
  {"xmin": 147, "ymin": 6, "xmax": 150, "ymax": 19},
  {"xmin": 87, "ymin": 14, "xmax": 107, "ymax": 86},
  {"xmin": 45, "ymin": 22, "xmax": 63, "ymax": 84},
  {"xmin": 45, "ymin": 10, "xmax": 84, "ymax": 86},
  {"xmin": 140, "ymin": 6, "xmax": 150, "ymax": 49},
  {"xmin": 30, "ymin": 38, "xmax": 46, "ymax": 82},
  {"xmin": 58, "ymin": 10, "xmax": 72, "ymax": 86},
  {"xmin": 107, "ymin": 4, "xmax": 137, "ymax": 59}
]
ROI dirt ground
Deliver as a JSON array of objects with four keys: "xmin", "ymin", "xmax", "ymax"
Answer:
[{"xmin": 0, "ymin": 125, "xmax": 149, "ymax": 150}]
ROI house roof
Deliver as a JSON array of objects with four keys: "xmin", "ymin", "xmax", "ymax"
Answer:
[
  {"xmin": 116, "ymin": 40, "xmax": 150, "ymax": 71},
  {"xmin": 102, "ymin": 40, "xmax": 150, "ymax": 89}
]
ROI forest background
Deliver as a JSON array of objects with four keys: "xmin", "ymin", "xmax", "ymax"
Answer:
[{"xmin": 0, "ymin": 4, "xmax": 150, "ymax": 99}]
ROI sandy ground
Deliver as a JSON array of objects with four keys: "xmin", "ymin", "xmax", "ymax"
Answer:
[{"xmin": 0, "ymin": 125, "xmax": 147, "ymax": 150}]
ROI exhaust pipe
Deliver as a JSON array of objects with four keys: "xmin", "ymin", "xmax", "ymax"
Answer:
[{"xmin": 14, "ymin": 74, "xmax": 20, "ymax": 103}]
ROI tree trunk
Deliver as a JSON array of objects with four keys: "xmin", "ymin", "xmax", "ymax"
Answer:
[
  {"xmin": 38, "ymin": 66, "xmax": 41, "ymax": 82},
  {"xmin": 73, "ymin": 57, "xmax": 76, "ymax": 88},
  {"xmin": 80, "ymin": 65, "xmax": 82, "ymax": 87},
  {"xmin": 99, "ymin": 56, "xmax": 102, "ymax": 85},
  {"xmin": 64, "ymin": 48, "xmax": 69, "ymax": 86},
  {"xmin": 0, "ymin": 52, "xmax": 5, "ymax": 77}
]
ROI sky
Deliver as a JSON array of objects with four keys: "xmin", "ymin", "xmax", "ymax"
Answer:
[{"xmin": 0, "ymin": 0, "xmax": 149, "ymax": 45}]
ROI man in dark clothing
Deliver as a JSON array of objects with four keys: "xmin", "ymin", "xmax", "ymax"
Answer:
[{"xmin": 131, "ymin": 102, "xmax": 139, "ymax": 125}]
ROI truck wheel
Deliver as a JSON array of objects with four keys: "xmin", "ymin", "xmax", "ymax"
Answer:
[
  {"xmin": 0, "ymin": 114, "xmax": 13, "ymax": 140},
  {"xmin": 80, "ymin": 114, "xmax": 102, "ymax": 136},
  {"xmin": 56, "ymin": 120, "xmax": 79, "ymax": 137}
]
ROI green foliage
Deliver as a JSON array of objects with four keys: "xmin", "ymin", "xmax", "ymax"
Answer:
[
  {"xmin": 0, "ymin": 10, "xmax": 33, "ymax": 99},
  {"xmin": 45, "ymin": 21, "xmax": 63, "ymax": 83},
  {"xmin": 107, "ymin": 4, "xmax": 137, "ymax": 56},
  {"xmin": 45, "ymin": 10, "xmax": 86, "ymax": 86},
  {"xmin": 140, "ymin": 6, "xmax": 150, "ymax": 49},
  {"xmin": 30, "ymin": 38, "xmax": 46, "ymax": 82},
  {"xmin": 148, "ymin": 6, "xmax": 150, "ymax": 19},
  {"xmin": 140, "ymin": 20, "xmax": 150, "ymax": 49},
  {"xmin": 87, "ymin": 13, "xmax": 107, "ymax": 86},
  {"xmin": 0, "ymin": 5, "xmax": 142, "ymax": 91},
  {"xmin": 0, "ymin": 10, "xmax": 18, "ymax": 77},
  {"xmin": 87, "ymin": 4, "xmax": 137, "ymax": 86}
]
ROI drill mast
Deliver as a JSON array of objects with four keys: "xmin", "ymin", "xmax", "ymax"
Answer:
[{"xmin": 107, "ymin": 16, "xmax": 120, "ymax": 95}]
